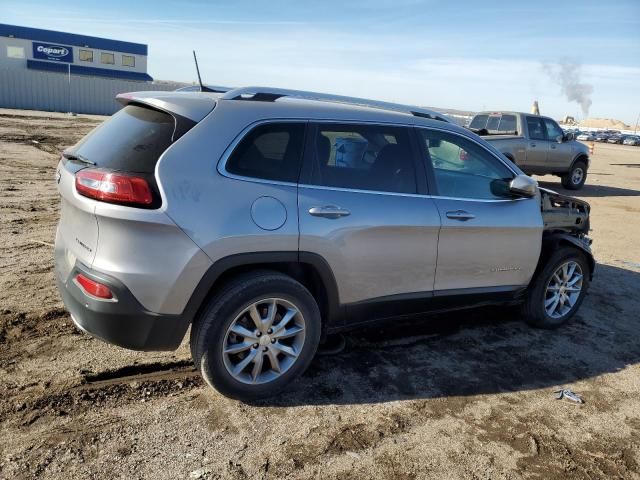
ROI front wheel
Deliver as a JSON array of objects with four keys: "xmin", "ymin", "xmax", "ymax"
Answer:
[
  {"xmin": 561, "ymin": 160, "xmax": 587, "ymax": 190},
  {"xmin": 522, "ymin": 247, "xmax": 590, "ymax": 329},
  {"xmin": 190, "ymin": 271, "xmax": 321, "ymax": 401}
]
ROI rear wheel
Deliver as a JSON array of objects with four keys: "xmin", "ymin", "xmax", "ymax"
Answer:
[
  {"xmin": 561, "ymin": 160, "xmax": 587, "ymax": 190},
  {"xmin": 522, "ymin": 247, "xmax": 590, "ymax": 329},
  {"xmin": 190, "ymin": 271, "xmax": 321, "ymax": 401}
]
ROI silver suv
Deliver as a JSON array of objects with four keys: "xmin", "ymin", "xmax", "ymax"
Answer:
[{"xmin": 54, "ymin": 87, "xmax": 595, "ymax": 401}]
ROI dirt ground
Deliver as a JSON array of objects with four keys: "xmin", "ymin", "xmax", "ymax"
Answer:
[{"xmin": 0, "ymin": 109, "xmax": 639, "ymax": 480}]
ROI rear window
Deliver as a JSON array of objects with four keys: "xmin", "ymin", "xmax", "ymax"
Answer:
[
  {"xmin": 226, "ymin": 123, "xmax": 305, "ymax": 183},
  {"xmin": 470, "ymin": 114, "xmax": 518, "ymax": 134},
  {"xmin": 72, "ymin": 105, "xmax": 178, "ymax": 173},
  {"xmin": 469, "ymin": 115, "xmax": 488, "ymax": 130}
]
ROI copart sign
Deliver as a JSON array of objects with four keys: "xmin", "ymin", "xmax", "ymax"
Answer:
[{"xmin": 32, "ymin": 43, "xmax": 73, "ymax": 62}]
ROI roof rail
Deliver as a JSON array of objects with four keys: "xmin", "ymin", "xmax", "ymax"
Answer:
[{"xmin": 220, "ymin": 86, "xmax": 450, "ymax": 122}]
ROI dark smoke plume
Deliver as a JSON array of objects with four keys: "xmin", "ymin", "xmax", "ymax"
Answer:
[{"xmin": 542, "ymin": 60, "xmax": 593, "ymax": 117}]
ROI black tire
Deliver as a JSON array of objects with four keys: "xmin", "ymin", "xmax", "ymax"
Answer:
[
  {"xmin": 522, "ymin": 247, "xmax": 590, "ymax": 329},
  {"xmin": 561, "ymin": 160, "xmax": 587, "ymax": 190},
  {"xmin": 190, "ymin": 270, "xmax": 321, "ymax": 401}
]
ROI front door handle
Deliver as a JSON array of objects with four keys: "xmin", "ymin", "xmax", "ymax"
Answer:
[
  {"xmin": 530, "ymin": 142, "xmax": 537, "ymax": 147},
  {"xmin": 446, "ymin": 210, "xmax": 475, "ymax": 221},
  {"xmin": 308, "ymin": 206, "xmax": 351, "ymax": 219}
]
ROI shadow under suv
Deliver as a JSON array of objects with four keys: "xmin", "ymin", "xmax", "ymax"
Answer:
[{"xmin": 55, "ymin": 87, "xmax": 594, "ymax": 401}]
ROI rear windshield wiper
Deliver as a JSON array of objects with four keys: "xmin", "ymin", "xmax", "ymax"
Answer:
[{"xmin": 62, "ymin": 151, "xmax": 96, "ymax": 166}]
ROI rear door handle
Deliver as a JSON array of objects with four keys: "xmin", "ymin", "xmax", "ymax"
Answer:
[
  {"xmin": 446, "ymin": 210, "xmax": 475, "ymax": 221},
  {"xmin": 308, "ymin": 206, "xmax": 351, "ymax": 219},
  {"xmin": 530, "ymin": 142, "xmax": 537, "ymax": 147}
]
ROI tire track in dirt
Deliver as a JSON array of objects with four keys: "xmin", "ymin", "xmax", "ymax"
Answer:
[{"xmin": 3, "ymin": 360, "xmax": 203, "ymax": 428}]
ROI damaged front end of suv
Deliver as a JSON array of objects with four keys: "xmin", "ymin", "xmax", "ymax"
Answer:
[
  {"xmin": 539, "ymin": 187, "xmax": 595, "ymax": 277},
  {"xmin": 541, "ymin": 188, "xmax": 590, "ymax": 235}
]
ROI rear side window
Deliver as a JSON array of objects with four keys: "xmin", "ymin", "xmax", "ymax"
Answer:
[
  {"xmin": 72, "ymin": 104, "xmax": 181, "ymax": 173},
  {"xmin": 226, "ymin": 123, "xmax": 305, "ymax": 183},
  {"xmin": 526, "ymin": 117, "xmax": 546, "ymax": 140},
  {"xmin": 307, "ymin": 124, "xmax": 417, "ymax": 194}
]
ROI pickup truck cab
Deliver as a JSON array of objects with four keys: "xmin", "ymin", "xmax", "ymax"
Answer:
[{"xmin": 469, "ymin": 112, "xmax": 590, "ymax": 190}]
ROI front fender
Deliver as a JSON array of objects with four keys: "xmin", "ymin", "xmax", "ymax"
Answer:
[
  {"xmin": 571, "ymin": 145, "xmax": 590, "ymax": 169},
  {"xmin": 543, "ymin": 233, "xmax": 595, "ymax": 280}
]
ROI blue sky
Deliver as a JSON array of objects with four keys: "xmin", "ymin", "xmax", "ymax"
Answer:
[{"xmin": 3, "ymin": 0, "xmax": 640, "ymax": 123}]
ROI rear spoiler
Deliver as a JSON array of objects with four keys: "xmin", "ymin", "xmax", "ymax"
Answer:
[{"xmin": 116, "ymin": 91, "xmax": 216, "ymax": 123}]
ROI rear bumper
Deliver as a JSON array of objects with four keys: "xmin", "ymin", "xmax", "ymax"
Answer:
[{"xmin": 55, "ymin": 262, "xmax": 189, "ymax": 351}]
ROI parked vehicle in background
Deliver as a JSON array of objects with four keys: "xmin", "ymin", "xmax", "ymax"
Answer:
[
  {"xmin": 577, "ymin": 132, "xmax": 597, "ymax": 141},
  {"xmin": 594, "ymin": 133, "xmax": 610, "ymax": 142},
  {"xmin": 607, "ymin": 135, "xmax": 624, "ymax": 144},
  {"xmin": 469, "ymin": 112, "xmax": 590, "ymax": 189},
  {"xmin": 623, "ymin": 135, "xmax": 640, "ymax": 146},
  {"xmin": 54, "ymin": 87, "xmax": 595, "ymax": 401}
]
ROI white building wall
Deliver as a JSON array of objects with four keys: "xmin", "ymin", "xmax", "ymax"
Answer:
[{"xmin": 0, "ymin": 68, "xmax": 173, "ymax": 115}]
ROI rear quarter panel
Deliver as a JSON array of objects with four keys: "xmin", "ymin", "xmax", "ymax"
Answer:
[{"xmin": 156, "ymin": 101, "xmax": 300, "ymax": 265}]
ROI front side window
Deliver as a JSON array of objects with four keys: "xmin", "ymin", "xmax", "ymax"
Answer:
[
  {"xmin": 308, "ymin": 124, "xmax": 416, "ymax": 194},
  {"xmin": 79, "ymin": 49, "xmax": 93, "ymax": 62},
  {"xmin": 122, "ymin": 54, "xmax": 135, "ymax": 67},
  {"xmin": 7, "ymin": 46, "xmax": 25, "ymax": 58},
  {"xmin": 543, "ymin": 118, "xmax": 563, "ymax": 140},
  {"xmin": 419, "ymin": 130, "xmax": 513, "ymax": 200},
  {"xmin": 226, "ymin": 123, "xmax": 305, "ymax": 183},
  {"xmin": 101, "ymin": 52, "xmax": 115, "ymax": 64},
  {"xmin": 526, "ymin": 117, "xmax": 546, "ymax": 140}
]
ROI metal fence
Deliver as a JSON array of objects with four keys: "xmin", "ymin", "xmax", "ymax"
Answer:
[{"xmin": 0, "ymin": 68, "xmax": 174, "ymax": 115}]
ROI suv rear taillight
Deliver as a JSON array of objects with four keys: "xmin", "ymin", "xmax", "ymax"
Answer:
[
  {"xmin": 75, "ymin": 274, "xmax": 113, "ymax": 300},
  {"xmin": 75, "ymin": 168, "xmax": 153, "ymax": 207}
]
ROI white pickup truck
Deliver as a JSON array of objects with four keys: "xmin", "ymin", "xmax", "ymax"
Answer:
[{"xmin": 469, "ymin": 112, "xmax": 590, "ymax": 190}]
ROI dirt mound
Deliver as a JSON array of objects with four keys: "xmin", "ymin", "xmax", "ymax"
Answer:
[{"xmin": 579, "ymin": 118, "xmax": 631, "ymax": 130}]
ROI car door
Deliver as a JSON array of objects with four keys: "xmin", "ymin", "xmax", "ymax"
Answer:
[
  {"xmin": 524, "ymin": 116, "xmax": 549, "ymax": 172},
  {"xmin": 543, "ymin": 117, "xmax": 573, "ymax": 171},
  {"xmin": 298, "ymin": 122, "xmax": 440, "ymax": 309},
  {"xmin": 417, "ymin": 128, "xmax": 542, "ymax": 293}
]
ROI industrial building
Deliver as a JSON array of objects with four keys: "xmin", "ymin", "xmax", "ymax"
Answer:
[{"xmin": 0, "ymin": 24, "xmax": 171, "ymax": 115}]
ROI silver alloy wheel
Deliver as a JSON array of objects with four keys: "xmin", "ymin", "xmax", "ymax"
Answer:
[
  {"xmin": 572, "ymin": 167, "xmax": 584, "ymax": 185},
  {"xmin": 222, "ymin": 298, "xmax": 306, "ymax": 385},
  {"xmin": 544, "ymin": 261, "xmax": 583, "ymax": 319}
]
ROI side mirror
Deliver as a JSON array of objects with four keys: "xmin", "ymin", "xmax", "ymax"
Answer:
[
  {"xmin": 509, "ymin": 174, "xmax": 538, "ymax": 198},
  {"xmin": 556, "ymin": 134, "xmax": 564, "ymax": 143}
]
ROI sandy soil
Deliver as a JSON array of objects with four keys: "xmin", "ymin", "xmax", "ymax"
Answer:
[{"xmin": 0, "ymin": 109, "xmax": 639, "ymax": 480}]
